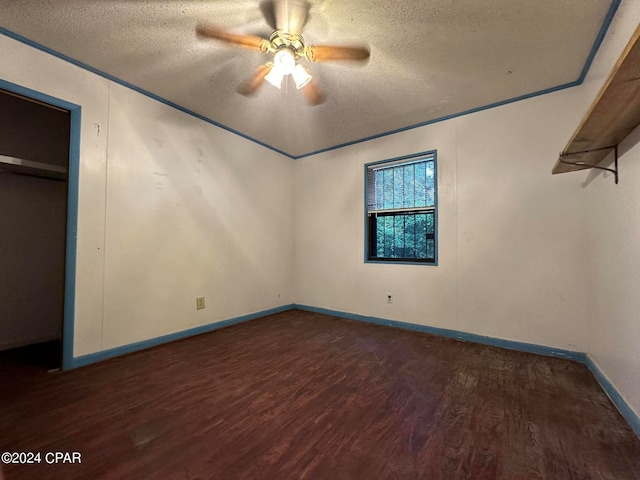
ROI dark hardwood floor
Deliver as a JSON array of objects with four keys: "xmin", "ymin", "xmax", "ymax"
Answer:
[{"xmin": 0, "ymin": 310, "xmax": 638, "ymax": 479}]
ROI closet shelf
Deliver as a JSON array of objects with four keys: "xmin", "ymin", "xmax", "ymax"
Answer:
[
  {"xmin": 0, "ymin": 154, "xmax": 67, "ymax": 180},
  {"xmin": 552, "ymin": 23, "xmax": 640, "ymax": 183}
]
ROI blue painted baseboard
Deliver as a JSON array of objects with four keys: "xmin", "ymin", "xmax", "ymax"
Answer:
[
  {"xmin": 584, "ymin": 355, "xmax": 640, "ymax": 438},
  {"xmin": 70, "ymin": 304, "xmax": 295, "ymax": 368},
  {"xmin": 295, "ymin": 304, "xmax": 586, "ymax": 362},
  {"xmin": 67, "ymin": 301, "xmax": 640, "ymax": 440},
  {"xmin": 295, "ymin": 304, "xmax": 640, "ymax": 439}
]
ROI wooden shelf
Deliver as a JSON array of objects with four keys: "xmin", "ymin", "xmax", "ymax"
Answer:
[{"xmin": 553, "ymin": 22, "xmax": 640, "ymax": 176}]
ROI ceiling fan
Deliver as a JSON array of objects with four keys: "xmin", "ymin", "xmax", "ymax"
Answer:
[{"xmin": 196, "ymin": 0, "xmax": 370, "ymax": 106}]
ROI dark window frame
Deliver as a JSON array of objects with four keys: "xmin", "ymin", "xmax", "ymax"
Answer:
[{"xmin": 364, "ymin": 151, "xmax": 438, "ymax": 265}]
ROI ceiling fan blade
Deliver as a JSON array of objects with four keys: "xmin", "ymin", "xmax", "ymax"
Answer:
[
  {"xmin": 301, "ymin": 79, "xmax": 326, "ymax": 106},
  {"xmin": 196, "ymin": 23, "xmax": 270, "ymax": 52},
  {"xmin": 236, "ymin": 64, "xmax": 272, "ymax": 96},
  {"xmin": 304, "ymin": 45, "xmax": 371, "ymax": 63},
  {"xmin": 274, "ymin": 0, "xmax": 310, "ymax": 34}
]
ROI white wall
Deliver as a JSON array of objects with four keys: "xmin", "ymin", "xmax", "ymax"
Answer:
[
  {"xmin": 585, "ymin": 124, "xmax": 640, "ymax": 420},
  {"xmin": 0, "ymin": 34, "xmax": 294, "ymax": 357},
  {"xmin": 101, "ymin": 83, "xmax": 294, "ymax": 349},
  {"xmin": 569, "ymin": 2, "xmax": 640, "ymax": 420},
  {"xmin": 294, "ymin": 123, "xmax": 461, "ymax": 331},
  {"xmin": 294, "ymin": 1, "xmax": 640, "ymax": 358},
  {"xmin": 454, "ymin": 94, "xmax": 593, "ymax": 349},
  {"xmin": 294, "ymin": 90, "xmax": 592, "ymax": 350}
]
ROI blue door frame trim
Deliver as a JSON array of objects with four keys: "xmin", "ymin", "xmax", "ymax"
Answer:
[
  {"xmin": 0, "ymin": 78, "xmax": 81, "ymax": 371},
  {"xmin": 0, "ymin": 0, "xmax": 621, "ymax": 160}
]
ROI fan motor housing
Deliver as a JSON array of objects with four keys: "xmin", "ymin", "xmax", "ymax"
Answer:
[{"xmin": 269, "ymin": 30, "xmax": 305, "ymax": 58}]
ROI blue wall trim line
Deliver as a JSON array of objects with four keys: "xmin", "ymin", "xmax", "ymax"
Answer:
[
  {"xmin": 294, "ymin": 0, "xmax": 621, "ymax": 159},
  {"xmin": 0, "ymin": 26, "xmax": 294, "ymax": 160},
  {"xmin": 577, "ymin": 0, "xmax": 622, "ymax": 83},
  {"xmin": 0, "ymin": 78, "xmax": 81, "ymax": 373},
  {"xmin": 584, "ymin": 355, "xmax": 640, "ymax": 438},
  {"xmin": 69, "ymin": 304, "xmax": 296, "ymax": 369},
  {"xmin": 0, "ymin": 0, "xmax": 621, "ymax": 160},
  {"xmin": 294, "ymin": 81, "xmax": 580, "ymax": 160},
  {"xmin": 295, "ymin": 304, "xmax": 586, "ymax": 362}
]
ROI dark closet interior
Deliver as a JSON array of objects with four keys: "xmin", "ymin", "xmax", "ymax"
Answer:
[{"xmin": 0, "ymin": 88, "xmax": 71, "ymax": 371}]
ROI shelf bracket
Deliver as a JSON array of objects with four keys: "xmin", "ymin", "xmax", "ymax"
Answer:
[{"xmin": 558, "ymin": 145, "xmax": 619, "ymax": 184}]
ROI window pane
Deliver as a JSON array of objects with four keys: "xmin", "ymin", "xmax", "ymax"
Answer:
[
  {"xmin": 414, "ymin": 162, "xmax": 427, "ymax": 208},
  {"xmin": 393, "ymin": 167, "xmax": 404, "ymax": 209},
  {"xmin": 366, "ymin": 154, "xmax": 436, "ymax": 263},
  {"xmin": 383, "ymin": 169, "xmax": 394, "ymax": 210},
  {"xmin": 405, "ymin": 214, "xmax": 416, "ymax": 257},
  {"xmin": 368, "ymin": 159, "xmax": 435, "ymax": 211},
  {"xmin": 403, "ymin": 165, "xmax": 415, "ymax": 208},
  {"xmin": 394, "ymin": 215, "xmax": 404, "ymax": 256},
  {"xmin": 369, "ymin": 212, "xmax": 434, "ymax": 261},
  {"xmin": 383, "ymin": 215, "xmax": 394, "ymax": 258},
  {"xmin": 374, "ymin": 169, "xmax": 384, "ymax": 210},
  {"xmin": 376, "ymin": 217, "xmax": 385, "ymax": 257},
  {"xmin": 426, "ymin": 160, "xmax": 435, "ymax": 207},
  {"xmin": 427, "ymin": 238, "xmax": 435, "ymax": 260},
  {"xmin": 426, "ymin": 211, "xmax": 434, "ymax": 234},
  {"xmin": 415, "ymin": 213, "xmax": 427, "ymax": 258}
]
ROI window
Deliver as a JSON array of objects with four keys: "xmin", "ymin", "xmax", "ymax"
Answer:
[{"xmin": 365, "ymin": 151, "xmax": 437, "ymax": 264}]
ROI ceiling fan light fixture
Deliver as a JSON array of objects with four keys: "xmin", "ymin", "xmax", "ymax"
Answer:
[
  {"xmin": 196, "ymin": 2, "xmax": 370, "ymax": 106},
  {"xmin": 292, "ymin": 64, "xmax": 312, "ymax": 89},
  {"xmin": 265, "ymin": 65, "xmax": 285, "ymax": 89}
]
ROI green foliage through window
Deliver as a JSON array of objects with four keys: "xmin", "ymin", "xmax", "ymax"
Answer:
[{"xmin": 366, "ymin": 152, "xmax": 437, "ymax": 263}]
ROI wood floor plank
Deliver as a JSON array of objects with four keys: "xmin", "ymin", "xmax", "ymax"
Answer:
[{"xmin": 1, "ymin": 309, "xmax": 639, "ymax": 479}]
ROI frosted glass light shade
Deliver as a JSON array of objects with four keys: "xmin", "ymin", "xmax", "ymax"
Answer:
[
  {"xmin": 292, "ymin": 64, "xmax": 312, "ymax": 89},
  {"xmin": 265, "ymin": 65, "xmax": 285, "ymax": 89},
  {"xmin": 273, "ymin": 48, "xmax": 296, "ymax": 75}
]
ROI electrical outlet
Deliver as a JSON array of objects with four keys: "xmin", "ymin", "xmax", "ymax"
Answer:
[
  {"xmin": 196, "ymin": 296, "xmax": 205, "ymax": 310},
  {"xmin": 386, "ymin": 293, "xmax": 393, "ymax": 304}
]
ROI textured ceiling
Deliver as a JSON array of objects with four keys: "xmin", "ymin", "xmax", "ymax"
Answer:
[{"xmin": 0, "ymin": 0, "xmax": 618, "ymax": 158}]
